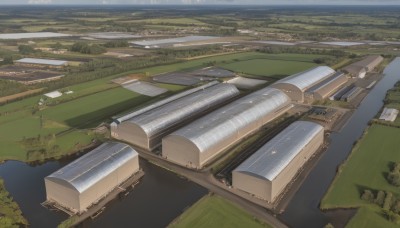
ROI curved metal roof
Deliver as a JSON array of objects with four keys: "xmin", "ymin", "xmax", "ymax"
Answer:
[
  {"xmin": 116, "ymin": 81, "xmax": 219, "ymax": 123},
  {"xmin": 234, "ymin": 121, "xmax": 323, "ymax": 181},
  {"xmin": 46, "ymin": 142, "xmax": 138, "ymax": 193},
  {"xmin": 126, "ymin": 83, "xmax": 239, "ymax": 138},
  {"xmin": 168, "ymin": 87, "xmax": 291, "ymax": 154},
  {"xmin": 274, "ymin": 66, "xmax": 335, "ymax": 91}
]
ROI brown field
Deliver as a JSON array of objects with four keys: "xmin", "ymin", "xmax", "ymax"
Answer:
[{"xmin": 0, "ymin": 88, "xmax": 44, "ymax": 104}]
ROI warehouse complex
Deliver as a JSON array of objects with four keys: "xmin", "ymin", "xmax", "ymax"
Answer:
[
  {"xmin": 343, "ymin": 55, "xmax": 384, "ymax": 78},
  {"xmin": 112, "ymin": 83, "xmax": 239, "ymax": 150},
  {"xmin": 305, "ymin": 72, "xmax": 348, "ymax": 101},
  {"xmin": 232, "ymin": 121, "xmax": 324, "ymax": 202},
  {"xmin": 45, "ymin": 142, "xmax": 140, "ymax": 214},
  {"xmin": 271, "ymin": 66, "xmax": 336, "ymax": 102},
  {"xmin": 162, "ymin": 87, "xmax": 292, "ymax": 169}
]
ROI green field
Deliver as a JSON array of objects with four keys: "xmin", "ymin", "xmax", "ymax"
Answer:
[
  {"xmin": 221, "ymin": 58, "xmax": 318, "ymax": 78},
  {"xmin": 321, "ymin": 124, "xmax": 400, "ymax": 227},
  {"xmin": 0, "ymin": 85, "xmax": 154, "ymax": 161},
  {"xmin": 134, "ymin": 52, "xmax": 329, "ymax": 78},
  {"xmin": 168, "ymin": 195, "xmax": 270, "ymax": 228}
]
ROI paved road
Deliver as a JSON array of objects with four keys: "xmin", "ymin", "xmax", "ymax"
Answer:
[{"xmin": 136, "ymin": 148, "xmax": 288, "ymax": 228}]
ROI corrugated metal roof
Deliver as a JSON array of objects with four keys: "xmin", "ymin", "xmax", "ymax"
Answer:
[
  {"xmin": 115, "ymin": 81, "xmax": 219, "ymax": 123},
  {"xmin": 16, "ymin": 58, "xmax": 68, "ymax": 66},
  {"xmin": 168, "ymin": 87, "xmax": 291, "ymax": 154},
  {"xmin": 234, "ymin": 121, "xmax": 323, "ymax": 181},
  {"xmin": 132, "ymin": 36, "xmax": 217, "ymax": 46},
  {"xmin": 306, "ymin": 72, "xmax": 346, "ymax": 93},
  {"xmin": 46, "ymin": 142, "xmax": 138, "ymax": 193},
  {"xmin": 0, "ymin": 32, "xmax": 70, "ymax": 40},
  {"xmin": 274, "ymin": 66, "xmax": 335, "ymax": 91},
  {"xmin": 126, "ymin": 83, "xmax": 239, "ymax": 138}
]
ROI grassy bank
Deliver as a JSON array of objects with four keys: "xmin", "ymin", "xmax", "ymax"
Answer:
[
  {"xmin": 0, "ymin": 178, "xmax": 28, "ymax": 227},
  {"xmin": 168, "ymin": 194, "xmax": 270, "ymax": 228},
  {"xmin": 321, "ymin": 124, "xmax": 400, "ymax": 227}
]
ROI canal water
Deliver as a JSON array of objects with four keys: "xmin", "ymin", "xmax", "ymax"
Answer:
[
  {"xmin": 280, "ymin": 57, "xmax": 400, "ymax": 227},
  {"xmin": 0, "ymin": 158, "xmax": 206, "ymax": 228}
]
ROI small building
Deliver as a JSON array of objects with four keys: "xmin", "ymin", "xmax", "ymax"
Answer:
[
  {"xmin": 342, "ymin": 55, "xmax": 384, "ymax": 78},
  {"xmin": 162, "ymin": 87, "xmax": 291, "ymax": 169},
  {"xmin": 379, "ymin": 108, "xmax": 399, "ymax": 122},
  {"xmin": 15, "ymin": 58, "xmax": 68, "ymax": 68},
  {"xmin": 271, "ymin": 66, "xmax": 336, "ymax": 103},
  {"xmin": 305, "ymin": 72, "xmax": 348, "ymax": 101},
  {"xmin": 340, "ymin": 87, "xmax": 363, "ymax": 102},
  {"xmin": 113, "ymin": 83, "xmax": 239, "ymax": 151},
  {"xmin": 44, "ymin": 142, "xmax": 140, "ymax": 214},
  {"xmin": 232, "ymin": 121, "xmax": 324, "ymax": 202},
  {"xmin": 44, "ymin": 91, "xmax": 63, "ymax": 99}
]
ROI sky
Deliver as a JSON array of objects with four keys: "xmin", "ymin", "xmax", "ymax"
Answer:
[{"xmin": 0, "ymin": 0, "xmax": 399, "ymax": 5}]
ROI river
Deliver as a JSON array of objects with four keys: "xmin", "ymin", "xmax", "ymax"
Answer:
[
  {"xmin": 0, "ymin": 158, "xmax": 206, "ymax": 228},
  {"xmin": 280, "ymin": 57, "xmax": 400, "ymax": 227}
]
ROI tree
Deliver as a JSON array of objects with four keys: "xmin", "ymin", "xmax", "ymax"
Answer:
[
  {"xmin": 70, "ymin": 42, "xmax": 106, "ymax": 54},
  {"xmin": 51, "ymin": 42, "xmax": 64, "ymax": 50},
  {"xmin": 1, "ymin": 56, "xmax": 13, "ymax": 65},
  {"xmin": 18, "ymin": 45, "xmax": 36, "ymax": 54},
  {"xmin": 388, "ymin": 172, "xmax": 400, "ymax": 186},
  {"xmin": 383, "ymin": 192, "xmax": 393, "ymax": 210},
  {"xmin": 375, "ymin": 190, "xmax": 386, "ymax": 206},
  {"xmin": 361, "ymin": 189, "xmax": 374, "ymax": 203},
  {"xmin": 393, "ymin": 200, "xmax": 400, "ymax": 214}
]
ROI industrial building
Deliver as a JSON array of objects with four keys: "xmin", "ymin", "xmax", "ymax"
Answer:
[
  {"xmin": 232, "ymin": 121, "xmax": 324, "ymax": 202},
  {"xmin": 340, "ymin": 87, "xmax": 363, "ymax": 102},
  {"xmin": 305, "ymin": 72, "xmax": 348, "ymax": 101},
  {"xmin": 131, "ymin": 36, "xmax": 218, "ymax": 49},
  {"xmin": 162, "ymin": 87, "xmax": 292, "ymax": 169},
  {"xmin": 343, "ymin": 55, "xmax": 384, "ymax": 78},
  {"xmin": 45, "ymin": 142, "xmax": 139, "ymax": 214},
  {"xmin": 379, "ymin": 108, "xmax": 399, "ymax": 122},
  {"xmin": 15, "ymin": 58, "xmax": 68, "ymax": 68},
  {"xmin": 271, "ymin": 66, "xmax": 336, "ymax": 102},
  {"xmin": 112, "ymin": 83, "xmax": 239, "ymax": 150}
]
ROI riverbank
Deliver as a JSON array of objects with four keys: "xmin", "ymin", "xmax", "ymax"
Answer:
[
  {"xmin": 321, "ymin": 80, "xmax": 400, "ymax": 227},
  {"xmin": 321, "ymin": 124, "xmax": 400, "ymax": 227},
  {"xmin": 0, "ymin": 178, "xmax": 28, "ymax": 227}
]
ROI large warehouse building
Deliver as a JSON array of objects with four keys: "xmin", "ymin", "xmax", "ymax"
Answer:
[
  {"xmin": 232, "ymin": 121, "xmax": 324, "ymax": 202},
  {"xmin": 112, "ymin": 83, "xmax": 239, "ymax": 150},
  {"xmin": 343, "ymin": 55, "xmax": 384, "ymax": 78},
  {"xmin": 271, "ymin": 66, "xmax": 336, "ymax": 102},
  {"xmin": 305, "ymin": 72, "xmax": 348, "ymax": 101},
  {"xmin": 45, "ymin": 142, "xmax": 140, "ymax": 214},
  {"xmin": 162, "ymin": 87, "xmax": 292, "ymax": 169}
]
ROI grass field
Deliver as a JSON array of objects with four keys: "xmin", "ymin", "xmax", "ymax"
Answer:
[
  {"xmin": 168, "ymin": 194, "xmax": 270, "ymax": 228},
  {"xmin": 321, "ymin": 124, "xmax": 400, "ymax": 227},
  {"xmin": 221, "ymin": 58, "xmax": 317, "ymax": 78}
]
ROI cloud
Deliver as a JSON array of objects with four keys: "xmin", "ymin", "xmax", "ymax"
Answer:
[{"xmin": 28, "ymin": 0, "xmax": 52, "ymax": 4}]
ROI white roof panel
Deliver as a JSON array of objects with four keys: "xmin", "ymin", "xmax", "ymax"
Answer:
[
  {"xmin": 274, "ymin": 66, "xmax": 335, "ymax": 91},
  {"xmin": 234, "ymin": 121, "xmax": 323, "ymax": 181},
  {"xmin": 16, "ymin": 58, "xmax": 68, "ymax": 66},
  {"xmin": 46, "ymin": 142, "xmax": 138, "ymax": 193},
  {"xmin": 0, "ymin": 32, "xmax": 70, "ymax": 40}
]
